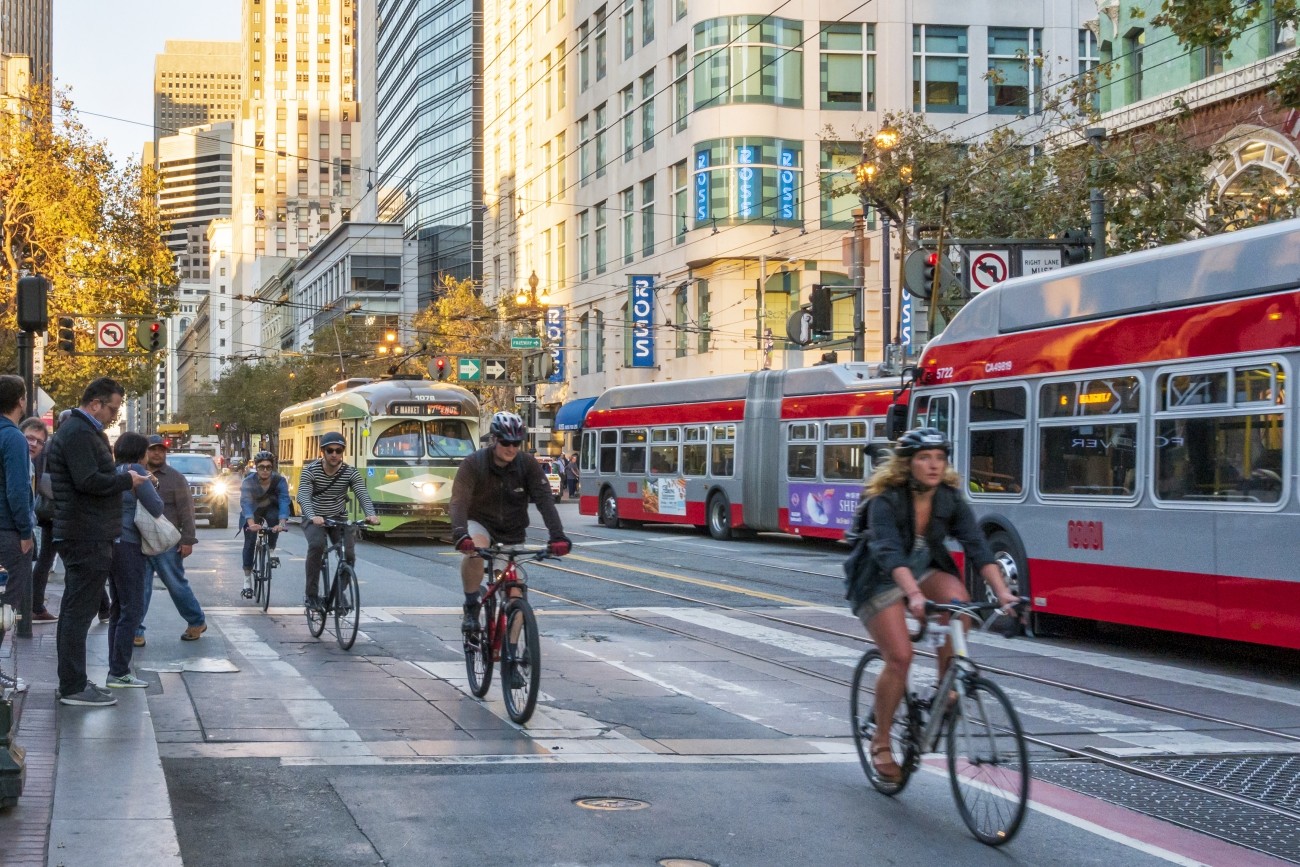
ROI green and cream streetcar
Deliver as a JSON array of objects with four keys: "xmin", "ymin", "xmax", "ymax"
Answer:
[{"xmin": 278, "ymin": 375, "xmax": 480, "ymax": 537}]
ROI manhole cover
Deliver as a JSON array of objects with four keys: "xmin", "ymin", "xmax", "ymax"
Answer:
[{"xmin": 574, "ymin": 797, "xmax": 649, "ymax": 811}]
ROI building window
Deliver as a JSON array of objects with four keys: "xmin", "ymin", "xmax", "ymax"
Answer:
[
  {"xmin": 556, "ymin": 219, "xmax": 567, "ymax": 289},
  {"xmin": 1126, "ymin": 28, "xmax": 1145, "ymax": 102},
  {"xmin": 640, "ymin": 70, "xmax": 655, "ymax": 151},
  {"xmin": 693, "ymin": 138, "xmax": 802, "ymax": 226},
  {"xmin": 596, "ymin": 309, "xmax": 605, "ymax": 371},
  {"xmin": 579, "ymin": 22, "xmax": 590, "ymax": 92},
  {"xmin": 675, "ymin": 284, "xmax": 688, "ymax": 357},
  {"xmin": 696, "ymin": 279, "xmax": 710, "ymax": 353},
  {"xmin": 1078, "ymin": 28, "xmax": 1101, "ymax": 112},
  {"xmin": 580, "ymin": 312, "xmax": 591, "ymax": 374},
  {"xmin": 578, "ymin": 210, "xmax": 591, "ymax": 280},
  {"xmin": 595, "ymin": 104, "xmax": 609, "ymax": 178},
  {"xmin": 557, "ymin": 54, "xmax": 567, "ymax": 109},
  {"xmin": 672, "ymin": 161, "xmax": 688, "ymax": 245},
  {"xmin": 622, "ymin": 301, "xmax": 633, "ymax": 365},
  {"xmin": 595, "ymin": 201, "xmax": 608, "ymax": 275},
  {"xmin": 641, "ymin": 176, "xmax": 655, "ymax": 256},
  {"xmin": 556, "ymin": 131, "xmax": 567, "ymax": 192},
  {"xmin": 672, "ymin": 49, "xmax": 688, "ymax": 132},
  {"xmin": 694, "ymin": 16, "xmax": 802, "ymax": 108},
  {"xmin": 913, "ymin": 24, "xmax": 968, "ymax": 112},
  {"xmin": 1277, "ymin": 8, "xmax": 1298, "ymax": 52},
  {"xmin": 821, "ymin": 23, "xmax": 874, "ymax": 110},
  {"xmin": 622, "ymin": 0, "xmax": 634, "ymax": 60},
  {"xmin": 595, "ymin": 5, "xmax": 608, "ymax": 80},
  {"xmin": 988, "ymin": 28, "xmax": 1042, "ymax": 114},
  {"xmin": 820, "ymin": 142, "xmax": 859, "ymax": 230},
  {"xmin": 621, "ymin": 188, "xmax": 635, "ymax": 263},
  {"xmin": 579, "ymin": 115, "xmax": 592, "ymax": 184},
  {"xmin": 621, "ymin": 85, "xmax": 635, "ymax": 161},
  {"xmin": 641, "ymin": 0, "xmax": 654, "ymax": 44}
]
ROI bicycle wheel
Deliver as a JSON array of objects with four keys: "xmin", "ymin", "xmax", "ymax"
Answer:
[
  {"xmin": 465, "ymin": 594, "xmax": 495, "ymax": 697},
  {"xmin": 306, "ymin": 565, "xmax": 327, "ymax": 638},
  {"xmin": 501, "ymin": 598, "xmax": 541, "ymax": 724},
  {"xmin": 946, "ymin": 677, "xmax": 1030, "ymax": 846},
  {"xmin": 334, "ymin": 563, "xmax": 360, "ymax": 650},
  {"xmin": 255, "ymin": 540, "xmax": 270, "ymax": 612},
  {"xmin": 850, "ymin": 650, "xmax": 917, "ymax": 795}
]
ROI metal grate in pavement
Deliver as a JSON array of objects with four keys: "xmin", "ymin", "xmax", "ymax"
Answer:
[{"xmin": 1034, "ymin": 757, "xmax": 1300, "ymax": 864}]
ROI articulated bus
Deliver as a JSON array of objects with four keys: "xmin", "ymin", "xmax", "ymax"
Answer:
[
  {"xmin": 278, "ymin": 375, "xmax": 480, "ymax": 537},
  {"xmin": 577, "ymin": 364, "xmax": 902, "ymax": 539},
  {"xmin": 912, "ymin": 217, "xmax": 1299, "ymax": 649}
]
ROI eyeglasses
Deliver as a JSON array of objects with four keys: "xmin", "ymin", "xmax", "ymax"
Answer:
[
  {"xmin": 24, "ymin": 434, "xmax": 45, "ymax": 445},
  {"xmin": 256, "ymin": 463, "xmax": 274, "ymax": 470},
  {"xmin": 323, "ymin": 447, "xmax": 344, "ymax": 455}
]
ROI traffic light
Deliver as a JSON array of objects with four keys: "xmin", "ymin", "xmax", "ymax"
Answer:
[
  {"xmin": 214, "ymin": 422, "xmax": 221, "ymax": 431},
  {"xmin": 1061, "ymin": 228, "xmax": 1093, "ymax": 266},
  {"xmin": 17, "ymin": 275, "xmax": 49, "ymax": 332},
  {"xmin": 432, "ymin": 356, "xmax": 449, "ymax": 380},
  {"xmin": 56, "ymin": 316, "xmax": 76, "ymax": 354},
  {"xmin": 922, "ymin": 252, "xmax": 939, "ymax": 288},
  {"xmin": 162, "ymin": 437, "xmax": 173, "ymax": 449},
  {"xmin": 809, "ymin": 285, "xmax": 833, "ymax": 339},
  {"xmin": 137, "ymin": 319, "xmax": 166, "ymax": 352}
]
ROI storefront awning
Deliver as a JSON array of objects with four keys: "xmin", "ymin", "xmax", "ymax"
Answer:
[{"xmin": 554, "ymin": 397, "xmax": 597, "ymax": 432}]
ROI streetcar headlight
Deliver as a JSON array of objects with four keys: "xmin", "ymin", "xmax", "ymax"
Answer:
[{"xmin": 413, "ymin": 481, "xmax": 438, "ymax": 497}]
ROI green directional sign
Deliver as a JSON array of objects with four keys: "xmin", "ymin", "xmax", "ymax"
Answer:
[
  {"xmin": 458, "ymin": 357, "xmax": 481, "ymax": 381},
  {"xmin": 510, "ymin": 336, "xmax": 542, "ymax": 349}
]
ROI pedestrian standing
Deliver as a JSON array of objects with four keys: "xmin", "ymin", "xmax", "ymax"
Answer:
[
  {"xmin": 135, "ymin": 434, "xmax": 205, "ymax": 646},
  {"xmin": 45, "ymin": 378, "xmax": 150, "ymax": 708},
  {"xmin": 105, "ymin": 433, "xmax": 164, "ymax": 688},
  {"xmin": 22, "ymin": 416, "xmax": 57, "ymax": 624},
  {"xmin": 553, "ymin": 453, "xmax": 568, "ymax": 500},
  {"xmin": 566, "ymin": 452, "xmax": 580, "ymax": 498},
  {"xmin": 0, "ymin": 375, "xmax": 34, "ymax": 694}
]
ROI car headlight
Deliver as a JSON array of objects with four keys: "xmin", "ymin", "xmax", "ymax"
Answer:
[{"xmin": 211, "ymin": 481, "xmax": 228, "ymax": 496}]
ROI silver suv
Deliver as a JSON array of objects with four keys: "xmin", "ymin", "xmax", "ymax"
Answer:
[{"xmin": 166, "ymin": 452, "xmax": 231, "ymax": 529}]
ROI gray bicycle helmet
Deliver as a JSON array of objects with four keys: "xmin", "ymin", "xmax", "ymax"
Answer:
[
  {"xmin": 894, "ymin": 426, "xmax": 951, "ymax": 457},
  {"xmin": 253, "ymin": 450, "xmax": 276, "ymax": 465},
  {"xmin": 489, "ymin": 411, "xmax": 527, "ymax": 444}
]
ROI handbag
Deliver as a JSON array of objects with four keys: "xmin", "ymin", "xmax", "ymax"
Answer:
[{"xmin": 136, "ymin": 500, "xmax": 182, "ymax": 556}]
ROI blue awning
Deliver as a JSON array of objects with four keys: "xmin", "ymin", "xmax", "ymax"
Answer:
[{"xmin": 554, "ymin": 397, "xmax": 597, "ymax": 431}]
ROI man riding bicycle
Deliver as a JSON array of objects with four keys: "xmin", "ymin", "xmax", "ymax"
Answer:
[
  {"xmin": 450, "ymin": 411, "xmax": 571, "ymax": 632},
  {"xmin": 239, "ymin": 450, "xmax": 291, "ymax": 599},
  {"xmin": 296, "ymin": 432, "xmax": 380, "ymax": 609}
]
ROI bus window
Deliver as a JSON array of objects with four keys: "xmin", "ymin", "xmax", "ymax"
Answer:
[
  {"xmin": 912, "ymin": 394, "xmax": 952, "ymax": 439},
  {"xmin": 682, "ymin": 426, "xmax": 708, "ymax": 476},
  {"xmin": 581, "ymin": 431, "xmax": 597, "ymax": 471},
  {"xmin": 620, "ymin": 429, "xmax": 648, "ymax": 474},
  {"xmin": 1043, "ymin": 375, "xmax": 1141, "ymax": 417},
  {"xmin": 823, "ymin": 421, "xmax": 867, "ymax": 481},
  {"xmin": 650, "ymin": 428, "xmax": 680, "ymax": 474},
  {"xmin": 425, "ymin": 420, "xmax": 475, "ymax": 457},
  {"xmin": 1235, "ymin": 363, "xmax": 1283, "ymax": 406},
  {"xmin": 710, "ymin": 424, "xmax": 736, "ymax": 477},
  {"xmin": 968, "ymin": 386, "xmax": 1027, "ymax": 495},
  {"xmin": 787, "ymin": 422, "xmax": 817, "ymax": 478},
  {"xmin": 599, "ymin": 430, "xmax": 618, "ymax": 473},
  {"xmin": 1038, "ymin": 423, "xmax": 1137, "ymax": 497},
  {"xmin": 1163, "ymin": 371, "xmax": 1229, "ymax": 409},
  {"xmin": 373, "ymin": 421, "xmax": 424, "ymax": 458}
]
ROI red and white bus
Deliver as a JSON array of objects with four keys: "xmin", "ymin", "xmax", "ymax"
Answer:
[
  {"xmin": 911, "ymin": 217, "xmax": 1298, "ymax": 649},
  {"xmin": 577, "ymin": 365, "xmax": 902, "ymax": 540}
]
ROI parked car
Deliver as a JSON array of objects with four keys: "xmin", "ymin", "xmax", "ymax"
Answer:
[
  {"xmin": 536, "ymin": 457, "xmax": 563, "ymax": 503},
  {"xmin": 166, "ymin": 452, "xmax": 230, "ymax": 528}
]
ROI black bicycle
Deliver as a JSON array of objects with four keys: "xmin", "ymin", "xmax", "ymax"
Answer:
[
  {"xmin": 305, "ymin": 518, "xmax": 366, "ymax": 650},
  {"xmin": 464, "ymin": 545, "xmax": 555, "ymax": 724},
  {"xmin": 249, "ymin": 525, "xmax": 283, "ymax": 613}
]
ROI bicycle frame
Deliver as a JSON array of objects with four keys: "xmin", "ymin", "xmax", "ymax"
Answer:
[
  {"xmin": 477, "ymin": 554, "xmax": 527, "ymax": 662},
  {"xmin": 909, "ymin": 619, "xmax": 977, "ymax": 753}
]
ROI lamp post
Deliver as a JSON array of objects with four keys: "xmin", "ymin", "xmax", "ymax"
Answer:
[
  {"xmin": 854, "ymin": 129, "xmax": 912, "ymax": 364},
  {"xmin": 514, "ymin": 270, "xmax": 549, "ymax": 450}
]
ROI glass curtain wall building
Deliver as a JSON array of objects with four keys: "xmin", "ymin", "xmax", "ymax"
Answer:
[{"xmin": 375, "ymin": 0, "xmax": 483, "ymax": 307}]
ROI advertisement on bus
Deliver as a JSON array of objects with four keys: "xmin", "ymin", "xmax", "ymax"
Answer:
[{"xmin": 786, "ymin": 482, "xmax": 860, "ymax": 530}]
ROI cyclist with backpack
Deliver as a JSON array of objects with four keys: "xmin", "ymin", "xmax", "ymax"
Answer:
[
  {"xmin": 297, "ymin": 432, "xmax": 380, "ymax": 609},
  {"xmin": 239, "ymin": 450, "xmax": 291, "ymax": 599}
]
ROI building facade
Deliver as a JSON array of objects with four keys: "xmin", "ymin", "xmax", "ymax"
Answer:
[
  {"xmin": 0, "ymin": 0, "xmax": 50, "ymax": 86},
  {"xmin": 156, "ymin": 121, "xmax": 235, "ymax": 281},
  {"xmin": 153, "ymin": 40, "xmax": 243, "ymax": 142},
  {"xmin": 485, "ymin": 0, "xmax": 1090, "ymax": 445}
]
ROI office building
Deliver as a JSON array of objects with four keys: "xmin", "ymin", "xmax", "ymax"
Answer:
[
  {"xmin": 156, "ymin": 121, "xmax": 235, "ymax": 281},
  {"xmin": 0, "ymin": 0, "xmax": 49, "ymax": 86},
  {"xmin": 154, "ymin": 40, "xmax": 242, "ymax": 142}
]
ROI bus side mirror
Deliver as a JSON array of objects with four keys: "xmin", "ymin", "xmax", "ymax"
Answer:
[{"xmin": 885, "ymin": 404, "xmax": 908, "ymax": 441}]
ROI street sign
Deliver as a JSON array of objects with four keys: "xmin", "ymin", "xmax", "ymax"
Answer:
[
  {"xmin": 32, "ymin": 333, "xmax": 44, "ymax": 375},
  {"xmin": 458, "ymin": 357, "xmax": 481, "ymax": 381},
  {"xmin": 96, "ymin": 320, "xmax": 127, "ymax": 351},
  {"xmin": 483, "ymin": 357, "xmax": 508, "ymax": 381},
  {"xmin": 969, "ymin": 250, "xmax": 1010, "ymax": 293},
  {"xmin": 511, "ymin": 336, "xmax": 542, "ymax": 349},
  {"xmin": 514, "ymin": 394, "xmax": 536, "ymax": 403},
  {"xmin": 785, "ymin": 308, "xmax": 814, "ymax": 346},
  {"xmin": 1020, "ymin": 248, "xmax": 1062, "ymax": 275}
]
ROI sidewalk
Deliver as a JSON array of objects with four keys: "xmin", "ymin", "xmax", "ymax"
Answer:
[{"xmin": 0, "ymin": 580, "xmax": 182, "ymax": 866}]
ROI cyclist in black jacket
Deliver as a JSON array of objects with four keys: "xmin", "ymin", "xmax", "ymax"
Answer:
[{"xmin": 450, "ymin": 412, "xmax": 570, "ymax": 631}]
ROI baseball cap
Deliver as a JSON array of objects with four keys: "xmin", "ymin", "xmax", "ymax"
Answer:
[
  {"xmin": 146, "ymin": 434, "xmax": 169, "ymax": 449},
  {"xmin": 320, "ymin": 432, "xmax": 346, "ymax": 448}
]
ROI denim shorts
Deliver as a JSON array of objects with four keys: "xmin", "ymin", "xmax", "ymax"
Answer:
[{"xmin": 854, "ymin": 541, "xmax": 937, "ymax": 624}]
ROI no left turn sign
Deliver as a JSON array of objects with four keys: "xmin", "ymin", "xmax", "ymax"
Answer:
[
  {"xmin": 969, "ymin": 250, "xmax": 1010, "ymax": 292},
  {"xmin": 97, "ymin": 320, "xmax": 126, "ymax": 350}
]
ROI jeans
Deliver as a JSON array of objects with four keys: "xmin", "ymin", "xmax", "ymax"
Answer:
[
  {"xmin": 31, "ymin": 522, "xmax": 56, "ymax": 614},
  {"xmin": 108, "ymin": 539, "xmax": 147, "ymax": 678},
  {"xmin": 567, "ymin": 477, "xmax": 578, "ymax": 497},
  {"xmin": 56, "ymin": 539, "xmax": 113, "ymax": 696},
  {"xmin": 303, "ymin": 522, "xmax": 353, "ymax": 598},
  {"xmin": 138, "ymin": 547, "xmax": 205, "ymax": 637},
  {"xmin": 241, "ymin": 509, "xmax": 281, "ymax": 571},
  {"xmin": 0, "ymin": 529, "xmax": 33, "ymax": 631}
]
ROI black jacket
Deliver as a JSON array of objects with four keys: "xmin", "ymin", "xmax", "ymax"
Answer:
[
  {"xmin": 864, "ymin": 483, "xmax": 996, "ymax": 578},
  {"xmin": 45, "ymin": 409, "xmax": 133, "ymax": 542},
  {"xmin": 449, "ymin": 448, "xmax": 566, "ymax": 544}
]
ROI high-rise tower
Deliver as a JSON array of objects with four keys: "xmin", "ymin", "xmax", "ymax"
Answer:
[
  {"xmin": 0, "ymin": 0, "xmax": 50, "ymax": 86},
  {"xmin": 154, "ymin": 40, "xmax": 242, "ymax": 143}
]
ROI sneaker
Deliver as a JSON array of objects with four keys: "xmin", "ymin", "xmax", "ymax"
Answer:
[
  {"xmin": 106, "ymin": 673, "xmax": 150, "ymax": 689},
  {"xmin": 240, "ymin": 587, "xmax": 254, "ymax": 599},
  {"xmin": 181, "ymin": 623, "xmax": 208, "ymax": 641},
  {"xmin": 133, "ymin": 635, "xmax": 146, "ymax": 648},
  {"xmin": 0, "ymin": 672, "xmax": 27, "ymax": 693},
  {"xmin": 304, "ymin": 595, "xmax": 322, "ymax": 611},
  {"xmin": 269, "ymin": 556, "xmax": 281, "ymax": 569},
  {"xmin": 461, "ymin": 602, "xmax": 481, "ymax": 634},
  {"xmin": 31, "ymin": 610, "xmax": 58, "ymax": 623},
  {"xmin": 59, "ymin": 686, "xmax": 117, "ymax": 707},
  {"xmin": 89, "ymin": 683, "xmax": 112, "ymax": 697}
]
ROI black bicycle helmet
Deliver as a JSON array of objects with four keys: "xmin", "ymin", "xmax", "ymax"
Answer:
[
  {"xmin": 489, "ymin": 410, "xmax": 527, "ymax": 443},
  {"xmin": 253, "ymin": 450, "xmax": 276, "ymax": 465},
  {"xmin": 319, "ymin": 431, "xmax": 346, "ymax": 449},
  {"xmin": 894, "ymin": 426, "xmax": 951, "ymax": 457}
]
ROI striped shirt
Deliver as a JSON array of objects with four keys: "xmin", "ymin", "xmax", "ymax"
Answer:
[{"xmin": 296, "ymin": 459, "xmax": 375, "ymax": 520}]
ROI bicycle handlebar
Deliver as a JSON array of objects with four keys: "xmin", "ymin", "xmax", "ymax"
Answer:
[
  {"xmin": 909, "ymin": 597, "xmax": 1029, "ymax": 643},
  {"xmin": 475, "ymin": 544, "xmax": 555, "ymax": 562}
]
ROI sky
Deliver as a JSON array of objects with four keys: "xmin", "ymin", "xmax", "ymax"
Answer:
[{"xmin": 53, "ymin": 0, "xmax": 240, "ymax": 165}]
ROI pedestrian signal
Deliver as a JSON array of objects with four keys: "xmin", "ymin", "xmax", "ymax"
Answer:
[{"xmin": 809, "ymin": 285, "xmax": 833, "ymax": 339}]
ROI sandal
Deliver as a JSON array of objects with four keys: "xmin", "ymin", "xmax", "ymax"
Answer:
[{"xmin": 870, "ymin": 745, "xmax": 903, "ymax": 782}]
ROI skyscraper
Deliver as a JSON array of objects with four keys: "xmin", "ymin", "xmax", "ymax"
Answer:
[
  {"xmin": 0, "ymin": 0, "xmax": 50, "ymax": 86},
  {"xmin": 154, "ymin": 40, "xmax": 242, "ymax": 142},
  {"xmin": 156, "ymin": 121, "xmax": 235, "ymax": 281}
]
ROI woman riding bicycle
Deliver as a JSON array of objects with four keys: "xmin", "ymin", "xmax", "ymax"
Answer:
[
  {"xmin": 239, "ymin": 450, "xmax": 290, "ymax": 599},
  {"xmin": 845, "ymin": 427, "xmax": 1016, "ymax": 783}
]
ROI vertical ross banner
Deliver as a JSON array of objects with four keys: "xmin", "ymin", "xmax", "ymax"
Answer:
[
  {"xmin": 694, "ymin": 151, "xmax": 710, "ymax": 223},
  {"xmin": 736, "ymin": 145, "xmax": 756, "ymax": 219},
  {"xmin": 630, "ymin": 276, "xmax": 655, "ymax": 368},
  {"xmin": 545, "ymin": 306, "xmax": 565, "ymax": 382},
  {"xmin": 778, "ymin": 149, "xmax": 796, "ymax": 220}
]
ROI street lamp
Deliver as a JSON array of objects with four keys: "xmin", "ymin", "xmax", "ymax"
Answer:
[
  {"xmin": 854, "ymin": 128, "xmax": 912, "ymax": 365},
  {"xmin": 514, "ymin": 270, "xmax": 549, "ymax": 450}
]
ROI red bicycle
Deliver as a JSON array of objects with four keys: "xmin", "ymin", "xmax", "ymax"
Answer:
[{"xmin": 464, "ymin": 545, "xmax": 553, "ymax": 723}]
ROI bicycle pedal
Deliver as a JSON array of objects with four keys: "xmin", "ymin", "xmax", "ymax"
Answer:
[{"xmin": 269, "ymin": 557, "xmax": 280, "ymax": 568}]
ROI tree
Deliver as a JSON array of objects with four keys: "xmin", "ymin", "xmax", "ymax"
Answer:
[
  {"xmin": 0, "ymin": 87, "xmax": 176, "ymax": 407},
  {"xmin": 411, "ymin": 276, "xmax": 517, "ymax": 416}
]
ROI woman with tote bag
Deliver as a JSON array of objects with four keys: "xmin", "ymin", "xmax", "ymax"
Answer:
[{"xmin": 107, "ymin": 432, "xmax": 167, "ymax": 689}]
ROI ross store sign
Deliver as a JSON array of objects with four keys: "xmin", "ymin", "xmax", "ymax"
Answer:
[
  {"xmin": 736, "ymin": 145, "xmax": 756, "ymax": 219},
  {"xmin": 630, "ymin": 276, "xmax": 655, "ymax": 368},
  {"xmin": 778, "ymin": 149, "xmax": 797, "ymax": 220},
  {"xmin": 545, "ymin": 307, "xmax": 565, "ymax": 383},
  {"xmin": 694, "ymin": 151, "xmax": 710, "ymax": 223}
]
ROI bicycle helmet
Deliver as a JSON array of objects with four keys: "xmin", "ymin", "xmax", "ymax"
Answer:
[
  {"xmin": 489, "ymin": 411, "xmax": 527, "ymax": 444},
  {"xmin": 894, "ymin": 426, "xmax": 951, "ymax": 457},
  {"xmin": 253, "ymin": 450, "xmax": 276, "ymax": 466},
  {"xmin": 319, "ymin": 431, "xmax": 346, "ymax": 449}
]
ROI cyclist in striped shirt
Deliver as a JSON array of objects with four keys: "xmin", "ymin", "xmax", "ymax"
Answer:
[{"xmin": 297, "ymin": 432, "xmax": 380, "ymax": 608}]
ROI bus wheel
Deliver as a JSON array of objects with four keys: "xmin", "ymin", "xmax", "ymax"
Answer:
[
  {"xmin": 600, "ymin": 488, "xmax": 621, "ymax": 529},
  {"xmin": 984, "ymin": 530, "xmax": 1030, "ymax": 636},
  {"xmin": 707, "ymin": 492, "xmax": 732, "ymax": 541}
]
